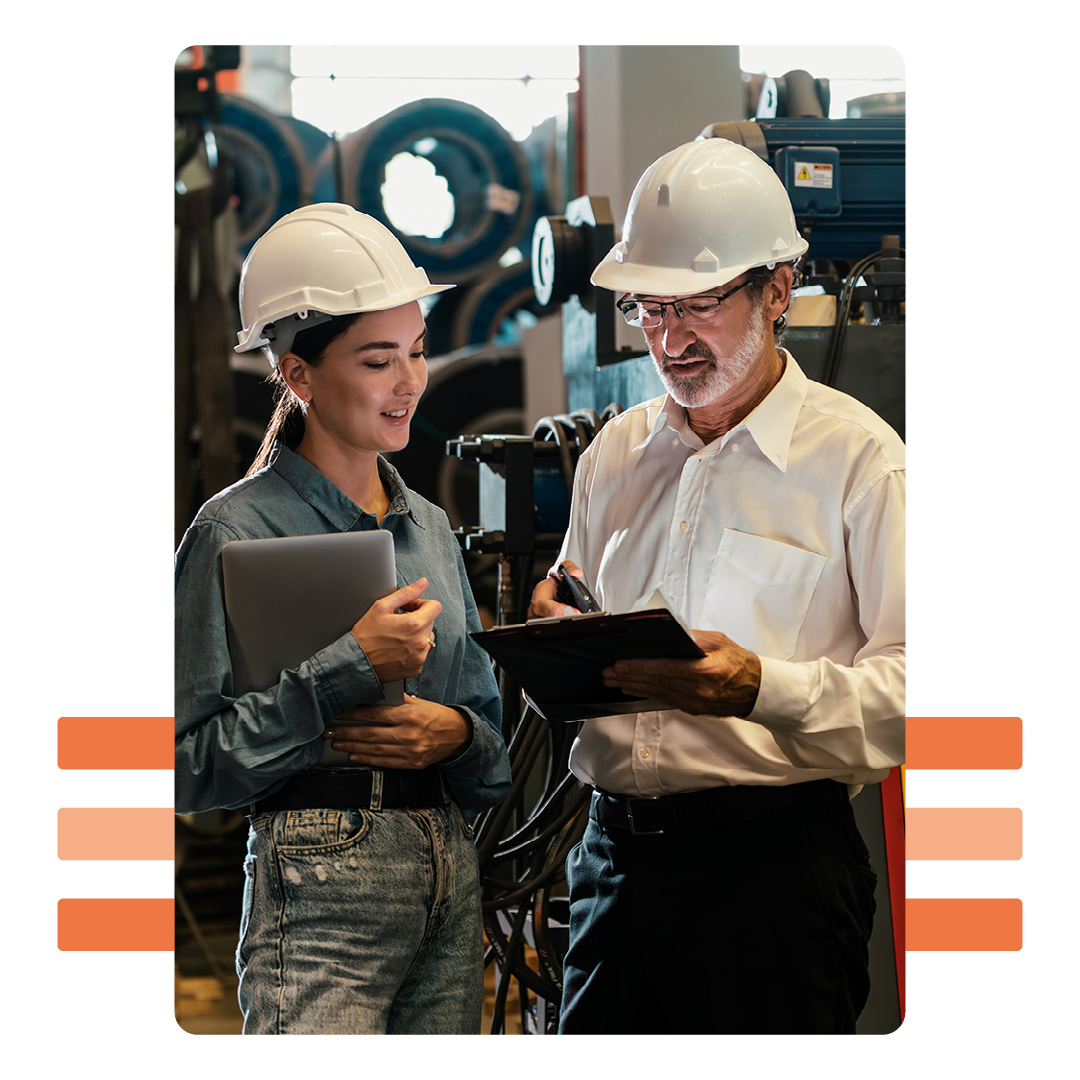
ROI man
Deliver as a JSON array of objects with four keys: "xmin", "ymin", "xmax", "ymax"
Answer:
[{"xmin": 528, "ymin": 138, "xmax": 904, "ymax": 1034}]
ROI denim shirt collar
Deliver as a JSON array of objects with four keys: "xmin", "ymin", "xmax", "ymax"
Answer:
[{"xmin": 268, "ymin": 443, "xmax": 424, "ymax": 531}]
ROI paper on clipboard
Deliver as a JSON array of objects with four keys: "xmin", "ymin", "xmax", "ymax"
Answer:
[{"xmin": 471, "ymin": 584, "xmax": 703, "ymax": 722}]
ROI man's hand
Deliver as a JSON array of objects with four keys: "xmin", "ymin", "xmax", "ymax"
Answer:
[
  {"xmin": 602, "ymin": 630, "xmax": 762, "ymax": 718},
  {"xmin": 323, "ymin": 696, "xmax": 471, "ymax": 769},
  {"xmin": 528, "ymin": 559, "xmax": 584, "ymax": 619}
]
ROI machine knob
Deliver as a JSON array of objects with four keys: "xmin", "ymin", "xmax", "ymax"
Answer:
[{"xmin": 531, "ymin": 215, "xmax": 588, "ymax": 307}]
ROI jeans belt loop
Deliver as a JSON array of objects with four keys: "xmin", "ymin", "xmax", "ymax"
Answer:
[
  {"xmin": 626, "ymin": 795, "xmax": 664, "ymax": 835},
  {"xmin": 369, "ymin": 767, "xmax": 384, "ymax": 812}
]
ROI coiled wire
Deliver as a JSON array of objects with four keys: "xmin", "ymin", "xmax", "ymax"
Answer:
[{"xmin": 472, "ymin": 403, "xmax": 622, "ymax": 1033}]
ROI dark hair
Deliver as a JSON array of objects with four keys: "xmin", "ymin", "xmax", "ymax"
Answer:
[
  {"xmin": 245, "ymin": 312, "xmax": 363, "ymax": 476},
  {"xmin": 744, "ymin": 258, "xmax": 804, "ymax": 344}
]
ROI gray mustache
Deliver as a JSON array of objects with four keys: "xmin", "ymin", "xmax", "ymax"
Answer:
[{"xmin": 665, "ymin": 344, "xmax": 715, "ymax": 362}]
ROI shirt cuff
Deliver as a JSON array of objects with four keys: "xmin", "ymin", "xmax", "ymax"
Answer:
[
  {"xmin": 437, "ymin": 707, "xmax": 483, "ymax": 775},
  {"xmin": 745, "ymin": 654, "xmax": 813, "ymax": 731},
  {"xmin": 310, "ymin": 632, "xmax": 386, "ymax": 714}
]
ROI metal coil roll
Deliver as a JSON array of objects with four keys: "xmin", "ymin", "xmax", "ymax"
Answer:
[
  {"xmin": 449, "ymin": 259, "xmax": 547, "ymax": 350},
  {"xmin": 328, "ymin": 98, "xmax": 534, "ymax": 283},
  {"xmin": 214, "ymin": 95, "xmax": 320, "ymax": 256}
]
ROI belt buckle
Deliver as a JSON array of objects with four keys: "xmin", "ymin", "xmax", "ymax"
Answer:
[{"xmin": 626, "ymin": 795, "xmax": 664, "ymax": 835}]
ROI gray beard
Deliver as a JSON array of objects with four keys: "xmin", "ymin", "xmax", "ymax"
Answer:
[{"xmin": 655, "ymin": 303, "xmax": 767, "ymax": 408}]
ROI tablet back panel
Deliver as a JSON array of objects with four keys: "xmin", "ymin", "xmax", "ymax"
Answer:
[{"xmin": 222, "ymin": 530, "xmax": 403, "ymax": 706}]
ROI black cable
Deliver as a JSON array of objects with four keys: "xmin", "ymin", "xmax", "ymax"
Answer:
[
  {"xmin": 563, "ymin": 413, "xmax": 592, "ymax": 456},
  {"xmin": 475, "ymin": 405, "xmax": 624, "ymax": 1031},
  {"xmin": 485, "ymin": 772, "xmax": 586, "ymax": 863},
  {"xmin": 475, "ymin": 710, "xmax": 550, "ymax": 873},
  {"xmin": 482, "ymin": 793, "xmax": 588, "ymax": 909},
  {"xmin": 531, "ymin": 415, "xmax": 575, "ymax": 491},
  {"xmin": 488, "ymin": 898, "xmax": 530, "ymax": 1033},
  {"xmin": 481, "ymin": 717, "xmax": 583, "ymax": 860},
  {"xmin": 823, "ymin": 248, "xmax": 905, "ymax": 388}
]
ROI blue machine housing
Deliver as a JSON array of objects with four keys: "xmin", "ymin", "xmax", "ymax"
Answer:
[
  {"xmin": 776, "ymin": 145, "xmax": 842, "ymax": 218},
  {"xmin": 704, "ymin": 117, "xmax": 905, "ymax": 263}
]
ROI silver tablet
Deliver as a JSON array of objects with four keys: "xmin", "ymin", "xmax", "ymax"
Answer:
[{"xmin": 222, "ymin": 530, "xmax": 403, "ymax": 766}]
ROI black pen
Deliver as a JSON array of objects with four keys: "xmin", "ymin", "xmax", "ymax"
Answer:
[{"xmin": 555, "ymin": 563, "xmax": 603, "ymax": 613}]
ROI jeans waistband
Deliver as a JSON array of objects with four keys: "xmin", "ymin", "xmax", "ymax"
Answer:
[
  {"xmin": 248, "ymin": 767, "xmax": 447, "ymax": 816},
  {"xmin": 591, "ymin": 778, "xmax": 848, "ymax": 835}
]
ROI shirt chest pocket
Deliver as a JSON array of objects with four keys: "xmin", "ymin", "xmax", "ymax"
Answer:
[{"xmin": 701, "ymin": 528, "xmax": 826, "ymax": 660}]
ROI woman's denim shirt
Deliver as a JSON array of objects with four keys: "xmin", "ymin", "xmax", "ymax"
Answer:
[{"xmin": 174, "ymin": 445, "xmax": 510, "ymax": 816}]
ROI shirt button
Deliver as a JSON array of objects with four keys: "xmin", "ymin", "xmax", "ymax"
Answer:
[
  {"xmin": 680, "ymin": 521, "xmax": 689, "ymax": 532},
  {"xmin": 639, "ymin": 747, "xmax": 651, "ymax": 759},
  {"xmin": 731, "ymin": 443, "xmax": 740, "ymax": 452}
]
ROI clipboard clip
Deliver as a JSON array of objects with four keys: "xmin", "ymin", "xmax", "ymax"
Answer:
[{"xmin": 524, "ymin": 613, "xmax": 626, "ymax": 639}]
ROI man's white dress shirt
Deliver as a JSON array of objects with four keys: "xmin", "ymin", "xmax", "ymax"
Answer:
[{"xmin": 557, "ymin": 353, "xmax": 905, "ymax": 796}]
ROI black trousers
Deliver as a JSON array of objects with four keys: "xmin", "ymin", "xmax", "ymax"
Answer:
[{"xmin": 558, "ymin": 787, "xmax": 877, "ymax": 1034}]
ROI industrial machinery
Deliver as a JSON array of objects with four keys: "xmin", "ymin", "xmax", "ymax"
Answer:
[
  {"xmin": 529, "ymin": 114, "xmax": 906, "ymax": 438},
  {"xmin": 455, "ymin": 110, "xmax": 906, "ymax": 1034},
  {"xmin": 450, "ymin": 413, "xmax": 606, "ymax": 1033}
]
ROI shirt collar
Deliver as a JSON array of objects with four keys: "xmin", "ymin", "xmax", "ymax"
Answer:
[
  {"xmin": 631, "ymin": 398, "xmax": 674, "ymax": 453},
  {"xmin": 269, "ymin": 443, "xmax": 421, "ymax": 530},
  {"xmin": 636, "ymin": 350, "xmax": 807, "ymax": 471},
  {"xmin": 737, "ymin": 350, "xmax": 806, "ymax": 472}
]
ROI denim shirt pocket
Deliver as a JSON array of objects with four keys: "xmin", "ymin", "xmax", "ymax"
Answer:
[{"xmin": 702, "ymin": 528, "xmax": 826, "ymax": 660}]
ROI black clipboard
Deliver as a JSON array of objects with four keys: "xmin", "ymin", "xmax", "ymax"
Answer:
[{"xmin": 472, "ymin": 608, "xmax": 704, "ymax": 722}]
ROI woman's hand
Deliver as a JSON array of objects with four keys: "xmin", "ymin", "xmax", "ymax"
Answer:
[
  {"xmin": 351, "ymin": 578, "xmax": 440, "ymax": 683},
  {"xmin": 324, "ymin": 695, "xmax": 472, "ymax": 769}
]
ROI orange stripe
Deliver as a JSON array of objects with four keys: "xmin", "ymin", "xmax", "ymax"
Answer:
[
  {"xmin": 906, "ymin": 898, "xmax": 1022, "ymax": 950},
  {"xmin": 906, "ymin": 717, "xmax": 1022, "ymax": 770},
  {"xmin": 57, "ymin": 809, "xmax": 175, "ymax": 860},
  {"xmin": 906, "ymin": 808, "xmax": 1021, "ymax": 860},
  {"xmin": 57, "ymin": 717, "xmax": 173, "ymax": 770},
  {"xmin": 57, "ymin": 899, "xmax": 174, "ymax": 951}
]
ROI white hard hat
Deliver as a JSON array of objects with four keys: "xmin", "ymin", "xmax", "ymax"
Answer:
[
  {"xmin": 235, "ymin": 202, "xmax": 454, "ymax": 366},
  {"xmin": 591, "ymin": 138, "xmax": 809, "ymax": 296}
]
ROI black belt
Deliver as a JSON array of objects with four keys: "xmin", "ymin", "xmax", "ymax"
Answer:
[
  {"xmin": 248, "ymin": 768, "xmax": 447, "ymax": 816},
  {"xmin": 592, "ymin": 778, "xmax": 848, "ymax": 835}
]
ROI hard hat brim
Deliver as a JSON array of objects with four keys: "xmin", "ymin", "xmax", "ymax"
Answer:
[
  {"xmin": 234, "ymin": 282, "xmax": 455, "ymax": 355},
  {"xmin": 590, "ymin": 241, "xmax": 808, "ymax": 298}
]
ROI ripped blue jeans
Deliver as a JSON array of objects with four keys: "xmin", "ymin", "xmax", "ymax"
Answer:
[{"xmin": 237, "ymin": 802, "xmax": 484, "ymax": 1034}]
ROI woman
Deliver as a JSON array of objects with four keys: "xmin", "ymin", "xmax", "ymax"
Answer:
[{"xmin": 174, "ymin": 203, "xmax": 511, "ymax": 1034}]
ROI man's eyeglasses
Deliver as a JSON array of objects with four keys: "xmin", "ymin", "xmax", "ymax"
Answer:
[{"xmin": 616, "ymin": 280, "xmax": 752, "ymax": 328}]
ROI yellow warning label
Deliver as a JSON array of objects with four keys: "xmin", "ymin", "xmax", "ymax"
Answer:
[{"xmin": 794, "ymin": 161, "xmax": 834, "ymax": 189}]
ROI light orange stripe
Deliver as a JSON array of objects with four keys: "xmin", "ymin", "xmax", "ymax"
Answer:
[
  {"xmin": 57, "ymin": 808, "xmax": 175, "ymax": 860},
  {"xmin": 906, "ymin": 898, "xmax": 1022, "ymax": 950},
  {"xmin": 906, "ymin": 808, "xmax": 1021, "ymax": 860},
  {"xmin": 906, "ymin": 717, "xmax": 1022, "ymax": 770},
  {"xmin": 57, "ymin": 717, "xmax": 173, "ymax": 770},
  {"xmin": 57, "ymin": 898, "xmax": 174, "ymax": 951}
]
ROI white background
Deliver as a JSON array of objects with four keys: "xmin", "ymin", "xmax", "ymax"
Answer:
[{"xmin": 11, "ymin": 6, "xmax": 1074, "ymax": 1075}]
